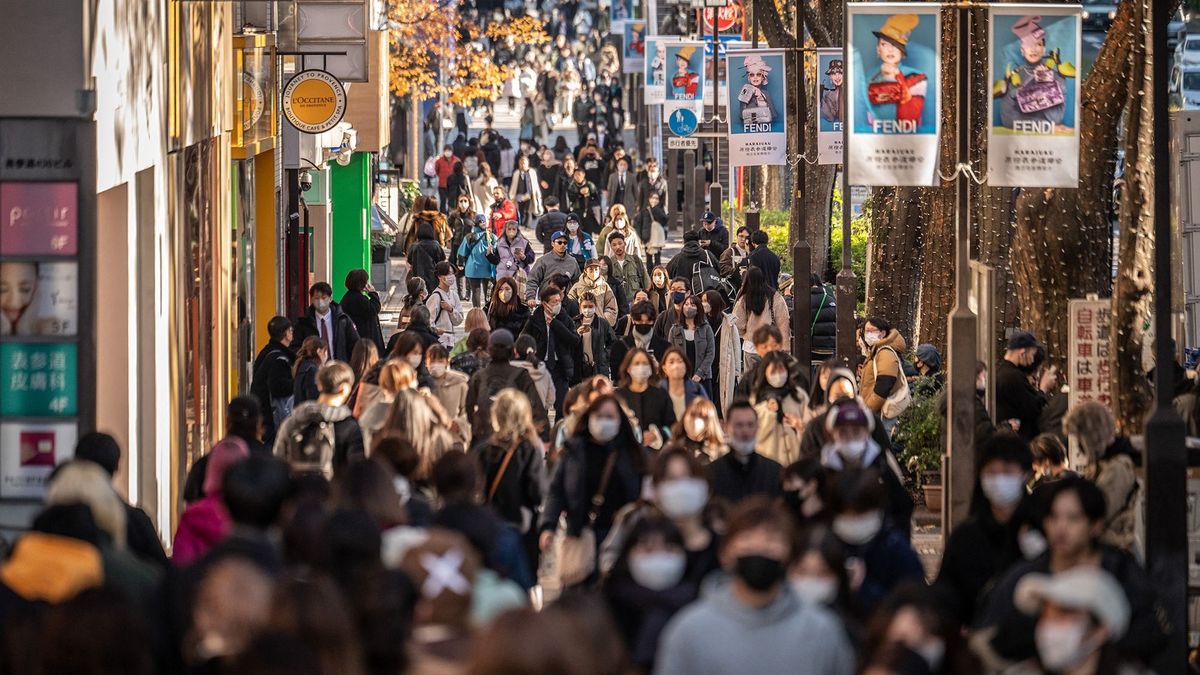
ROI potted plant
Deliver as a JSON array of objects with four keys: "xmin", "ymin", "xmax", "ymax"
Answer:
[
  {"xmin": 892, "ymin": 377, "xmax": 945, "ymax": 513},
  {"xmin": 371, "ymin": 231, "xmax": 395, "ymax": 264}
]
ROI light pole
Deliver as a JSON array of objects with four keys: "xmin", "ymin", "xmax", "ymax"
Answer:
[
  {"xmin": 835, "ymin": 1, "xmax": 856, "ymax": 365},
  {"xmin": 791, "ymin": 1, "xmax": 811, "ymax": 366}
]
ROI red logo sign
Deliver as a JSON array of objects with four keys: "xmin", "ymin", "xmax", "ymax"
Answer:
[
  {"xmin": 0, "ymin": 182, "xmax": 78, "ymax": 256},
  {"xmin": 19, "ymin": 430, "xmax": 55, "ymax": 467},
  {"xmin": 699, "ymin": 2, "xmax": 744, "ymax": 35}
]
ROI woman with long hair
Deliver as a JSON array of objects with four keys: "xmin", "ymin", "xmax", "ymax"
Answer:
[
  {"xmin": 666, "ymin": 294, "xmax": 714, "ymax": 402},
  {"xmin": 670, "ymin": 398, "xmax": 725, "ymax": 463},
  {"xmin": 291, "ymin": 336, "xmax": 327, "ymax": 405},
  {"xmin": 383, "ymin": 386, "xmax": 456, "ymax": 482},
  {"xmin": 472, "ymin": 162, "xmax": 499, "ymax": 215},
  {"xmin": 732, "ymin": 266, "xmax": 790, "ymax": 370},
  {"xmin": 486, "ymin": 277, "xmax": 530, "ymax": 336},
  {"xmin": 358, "ymin": 361, "xmax": 417, "ymax": 452},
  {"xmin": 647, "ymin": 265, "xmax": 670, "ymax": 315},
  {"xmin": 657, "ymin": 347, "xmax": 708, "ymax": 425},
  {"xmin": 349, "ymin": 339, "xmax": 379, "ymax": 386},
  {"xmin": 748, "ymin": 350, "xmax": 811, "ymax": 467},
  {"xmin": 398, "ymin": 277, "xmax": 427, "ymax": 333},
  {"xmin": 614, "ymin": 348, "xmax": 675, "ymax": 450},
  {"xmin": 701, "ymin": 289, "xmax": 741, "ymax": 413},
  {"xmin": 596, "ymin": 204, "xmax": 644, "ymax": 261},
  {"xmin": 472, "ymin": 389, "xmax": 547, "ymax": 565}
]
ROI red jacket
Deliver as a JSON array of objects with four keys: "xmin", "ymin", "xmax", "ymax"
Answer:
[
  {"xmin": 490, "ymin": 199, "xmax": 518, "ymax": 235},
  {"xmin": 434, "ymin": 155, "xmax": 459, "ymax": 188}
]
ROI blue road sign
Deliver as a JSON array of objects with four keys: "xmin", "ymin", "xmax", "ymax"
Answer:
[{"xmin": 668, "ymin": 108, "xmax": 700, "ymax": 136}]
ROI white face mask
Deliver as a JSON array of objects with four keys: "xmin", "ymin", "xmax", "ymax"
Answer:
[
  {"xmin": 582, "ymin": 307, "xmax": 596, "ymax": 318},
  {"xmin": 656, "ymin": 478, "xmax": 708, "ymax": 519},
  {"xmin": 406, "ymin": 354, "xmax": 423, "ymax": 369},
  {"xmin": 980, "ymin": 473, "xmax": 1026, "ymax": 509},
  {"xmin": 1035, "ymin": 620, "xmax": 1095, "ymax": 672},
  {"xmin": 728, "ymin": 438, "xmax": 756, "ymax": 457},
  {"xmin": 629, "ymin": 364, "xmax": 653, "ymax": 383},
  {"xmin": 913, "ymin": 639, "xmax": 946, "ymax": 672},
  {"xmin": 429, "ymin": 363, "xmax": 448, "ymax": 378},
  {"xmin": 832, "ymin": 511, "xmax": 883, "ymax": 546},
  {"xmin": 790, "ymin": 576, "xmax": 838, "ymax": 605},
  {"xmin": 547, "ymin": 302, "xmax": 562, "ymax": 317},
  {"xmin": 863, "ymin": 331, "xmax": 882, "ymax": 346},
  {"xmin": 1018, "ymin": 529, "xmax": 1048, "ymax": 560},
  {"xmin": 686, "ymin": 416, "xmax": 706, "ymax": 439},
  {"xmin": 567, "ymin": 222, "xmax": 579, "ymax": 232},
  {"xmin": 836, "ymin": 439, "xmax": 869, "ymax": 463},
  {"xmin": 766, "ymin": 371, "xmax": 788, "ymax": 388},
  {"xmin": 589, "ymin": 416, "xmax": 621, "ymax": 443},
  {"xmin": 629, "ymin": 551, "xmax": 687, "ymax": 591},
  {"xmin": 615, "ymin": 219, "xmax": 626, "ymax": 230},
  {"xmin": 441, "ymin": 275, "xmax": 455, "ymax": 287},
  {"xmin": 313, "ymin": 298, "xmax": 331, "ymax": 314}
]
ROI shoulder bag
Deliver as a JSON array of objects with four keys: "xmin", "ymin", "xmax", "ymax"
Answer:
[
  {"xmin": 554, "ymin": 449, "xmax": 619, "ymax": 586},
  {"xmin": 878, "ymin": 346, "xmax": 912, "ymax": 420}
]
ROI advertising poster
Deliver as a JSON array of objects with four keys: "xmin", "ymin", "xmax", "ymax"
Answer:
[
  {"xmin": 623, "ymin": 21, "xmax": 647, "ymax": 74},
  {"xmin": 0, "ymin": 181, "xmax": 78, "ymax": 256},
  {"xmin": 644, "ymin": 36, "xmax": 681, "ymax": 105},
  {"xmin": 663, "ymin": 41, "xmax": 706, "ymax": 121},
  {"xmin": 726, "ymin": 49, "xmax": 787, "ymax": 167},
  {"xmin": 846, "ymin": 4, "xmax": 941, "ymax": 186},
  {"xmin": 610, "ymin": 0, "xmax": 635, "ymax": 32},
  {"xmin": 0, "ymin": 422, "xmax": 76, "ymax": 499},
  {"xmin": 817, "ymin": 48, "xmax": 845, "ymax": 165},
  {"xmin": 0, "ymin": 261, "xmax": 78, "ymax": 337},
  {"xmin": 987, "ymin": 5, "xmax": 1081, "ymax": 187},
  {"xmin": 0, "ymin": 342, "xmax": 78, "ymax": 417}
]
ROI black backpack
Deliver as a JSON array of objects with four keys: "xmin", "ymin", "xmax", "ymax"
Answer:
[
  {"xmin": 281, "ymin": 407, "xmax": 336, "ymax": 478},
  {"xmin": 471, "ymin": 366, "xmax": 521, "ymax": 438},
  {"xmin": 692, "ymin": 260, "xmax": 734, "ymax": 303}
]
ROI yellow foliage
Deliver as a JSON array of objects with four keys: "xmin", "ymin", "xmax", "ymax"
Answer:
[{"xmin": 387, "ymin": 0, "xmax": 546, "ymax": 102}]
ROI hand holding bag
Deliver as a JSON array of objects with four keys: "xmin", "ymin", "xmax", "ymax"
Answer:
[{"xmin": 554, "ymin": 450, "xmax": 618, "ymax": 586}]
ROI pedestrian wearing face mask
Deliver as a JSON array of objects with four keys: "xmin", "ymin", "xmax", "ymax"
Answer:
[
  {"xmin": 667, "ymin": 295, "xmax": 716, "ymax": 401},
  {"xmin": 658, "ymin": 348, "xmax": 709, "ymax": 424},
  {"xmin": 819, "ymin": 399, "xmax": 913, "ymax": 538},
  {"xmin": 602, "ymin": 516, "xmax": 699, "ymax": 673},
  {"xmin": 863, "ymin": 584, "xmax": 979, "ymax": 675},
  {"xmin": 520, "ymin": 285, "xmax": 580, "ymax": 416},
  {"xmin": 426, "ymin": 262, "xmax": 466, "ymax": 348},
  {"xmin": 935, "ymin": 432, "xmax": 1033, "ymax": 631},
  {"xmin": 569, "ymin": 260, "xmax": 620, "ymax": 325},
  {"xmin": 670, "ymin": 398, "xmax": 725, "ymax": 463},
  {"xmin": 425, "ymin": 344, "xmax": 470, "ymax": 447},
  {"xmin": 294, "ymin": 282, "xmax": 361, "ymax": 362},
  {"xmin": 611, "ymin": 301, "xmax": 671, "ymax": 370},
  {"xmin": 709, "ymin": 401, "xmax": 783, "ymax": 505},
  {"xmin": 574, "ymin": 292, "xmax": 617, "ymax": 379},
  {"xmin": 615, "ymin": 347, "xmax": 676, "ymax": 449},
  {"xmin": 748, "ymin": 351, "xmax": 811, "ymax": 467},
  {"xmin": 647, "ymin": 265, "xmax": 670, "ymax": 314},
  {"xmin": 652, "ymin": 277, "xmax": 691, "ymax": 339},
  {"xmin": 827, "ymin": 469, "xmax": 925, "ymax": 615},
  {"xmin": 995, "ymin": 331, "xmax": 1052, "ymax": 441},
  {"xmin": 857, "ymin": 316, "xmax": 910, "ymax": 435},
  {"xmin": 788, "ymin": 526, "xmax": 861, "ymax": 639},
  {"xmin": 781, "ymin": 459, "xmax": 830, "ymax": 527},
  {"xmin": 1061, "ymin": 401, "xmax": 1139, "ymax": 553},
  {"xmin": 597, "ymin": 204, "xmax": 645, "ymax": 262},
  {"xmin": 539, "ymin": 395, "xmax": 648, "ymax": 585},
  {"xmin": 654, "ymin": 498, "xmax": 856, "ymax": 675},
  {"xmin": 700, "ymin": 290, "xmax": 742, "ymax": 414},
  {"xmin": 485, "ymin": 277, "xmax": 530, "ymax": 336},
  {"xmin": 356, "ymin": 361, "xmax": 419, "ymax": 452}
]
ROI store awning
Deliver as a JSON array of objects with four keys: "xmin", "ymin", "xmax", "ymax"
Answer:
[{"xmin": 372, "ymin": 204, "xmax": 399, "ymax": 236}]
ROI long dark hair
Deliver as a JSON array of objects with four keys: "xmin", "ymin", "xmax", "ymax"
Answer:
[
  {"xmin": 605, "ymin": 514, "xmax": 685, "ymax": 585},
  {"xmin": 487, "ymin": 277, "xmax": 521, "ymax": 320},
  {"xmin": 402, "ymin": 278, "xmax": 426, "ymax": 311},
  {"xmin": 674, "ymin": 294, "xmax": 708, "ymax": 328},
  {"xmin": 701, "ymin": 289, "xmax": 727, "ymax": 325},
  {"xmin": 293, "ymin": 336, "xmax": 326, "ymax": 377},
  {"xmin": 737, "ymin": 266, "xmax": 771, "ymax": 316},
  {"xmin": 575, "ymin": 394, "xmax": 644, "ymax": 469},
  {"xmin": 659, "ymin": 346, "xmax": 694, "ymax": 381}
]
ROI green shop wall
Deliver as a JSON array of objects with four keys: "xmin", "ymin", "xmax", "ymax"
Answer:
[{"xmin": 330, "ymin": 152, "xmax": 371, "ymax": 289}]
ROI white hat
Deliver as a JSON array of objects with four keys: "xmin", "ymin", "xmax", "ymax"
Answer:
[
  {"xmin": 742, "ymin": 55, "xmax": 773, "ymax": 75},
  {"xmin": 1014, "ymin": 568, "xmax": 1130, "ymax": 639}
]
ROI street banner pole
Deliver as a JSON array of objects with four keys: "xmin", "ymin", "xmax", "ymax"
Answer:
[
  {"xmin": 791, "ymin": 4, "xmax": 811, "ymax": 366},
  {"xmin": 835, "ymin": 1, "xmax": 857, "ymax": 365}
]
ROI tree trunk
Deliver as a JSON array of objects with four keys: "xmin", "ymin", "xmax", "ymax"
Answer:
[{"xmin": 866, "ymin": 187, "xmax": 923, "ymax": 338}]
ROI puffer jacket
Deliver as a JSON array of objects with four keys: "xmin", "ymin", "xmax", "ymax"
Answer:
[
  {"xmin": 809, "ymin": 284, "xmax": 837, "ymax": 357},
  {"xmin": 407, "ymin": 222, "xmax": 446, "ymax": 293},
  {"xmin": 860, "ymin": 329, "xmax": 908, "ymax": 415},
  {"xmin": 496, "ymin": 231, "xmax": 535, "ymax": 279}
]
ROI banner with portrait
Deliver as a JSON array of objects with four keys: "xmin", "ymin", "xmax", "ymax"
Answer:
[
  {"xmin": 816, "ymin": 48, "xmax": 845, "ymax": 165},
  {"xmin": 622, "ymin": 21, "xmax": 647, "ymax": 74},
  {"xmin": 846, "ymin": 3, "xmax": 942, "ymax": 186},
  {"xmin": 610, "ymin": 0, "xmax": 635, "ymax": 33},
  {"xmin": 644, "ymin": 36, "xmax": 681, "ymax": 105},
  {"xmin": 987, "ymin": 5, "xmax": 1081, "ymax": 187},
  {"xmin": 725, "ymin": 49, "xmax": 787, "ymax": 167},
  {"xmin": 662, "ymin": 41, "xmax": 706, "ymax": 120}
]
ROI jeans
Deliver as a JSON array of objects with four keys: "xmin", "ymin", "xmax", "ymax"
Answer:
[{"xmin": 467, "ymin": 278, "xmax": 492, "ymax": 308}]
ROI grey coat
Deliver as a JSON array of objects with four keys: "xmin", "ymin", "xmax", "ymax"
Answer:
[{"xmin": 667, "ymin": 322, "xmax": 716, "ymax": 380}]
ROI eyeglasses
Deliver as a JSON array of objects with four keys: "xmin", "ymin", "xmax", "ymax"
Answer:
[{"xmin": 553, "ymin": 240, "xmax": 567, "ymax": 246}]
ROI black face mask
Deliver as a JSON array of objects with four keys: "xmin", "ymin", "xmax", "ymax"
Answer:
[
  {"xmin": 734, "ymin": 555, "xmax": 785, "ymax": 591},
  {"xmin": 671, "ymin": 291, "xmax": 686, "ymax": 304},
  {"xmin": 781, "ymin": 490, "xmax": 803, "ymax": 518},
  {"xmin": 634, "ymin": 324, "xmax": 653, "ymax": 336}
]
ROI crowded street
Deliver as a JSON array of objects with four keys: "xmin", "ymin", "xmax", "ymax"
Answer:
[{"xmin": 0, "ymin": 0, "xmax": 1196, "ymax": 673}]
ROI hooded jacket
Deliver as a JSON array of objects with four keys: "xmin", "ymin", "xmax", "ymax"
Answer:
[
  {"xmin": 666, "ymin": 241, "xmax": 719, "ymax": 281},
  {"xmin": 407, "ymin": 222, "xmax": 447, "ymax": 293},
  {"xmin": 860, "ymin": 329, "xmax": 908, "ymax": 415},
  {"xmin": 0, "ymin": 533, "xmax": 103, "ymax": 604},
  {"xmin": 457, "ymin": 226, "xmax": 498, "ymax": 279},
  {"xmin": 698, "ymin": 220, "xmax": 729, "ymax": 260},
  {"xmin": 404, "ymin": 208, "xmax": 452, "ymax": 251}
]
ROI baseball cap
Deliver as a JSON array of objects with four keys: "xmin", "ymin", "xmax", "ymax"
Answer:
[
  {"xmin": 702, "ymin": 210, "xmax": 716, "ymax": 222},
  {"xmin": 1006, "ymin": 330, "xmax": 1041, "ymax": 351},
  {"xmin": 488, "ymin": 329, "xmax": 515, "ymax": 350},
  {"xmin": 551, "ymin": 231, "xmax": 568, "ymax": 242}
]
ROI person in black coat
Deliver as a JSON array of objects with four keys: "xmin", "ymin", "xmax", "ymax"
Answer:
[
  {"xmin": 73, "ymin": 432, "xmax": 168, "ymax": 569},
  {"xmin": 466, "ymin": 330, "xmax": 550, "ymax": 441},
  {"xmin": 293, "ymin": 282, "xmax": 360, "ymax": 363},
  {"xmin": 250, "ymin": 316, "xmax": 297, "ymax": 444},
  {"xmin": 665, "ymin": 231, "xmax": 719, "ymax": 281},
  {"xmin": 746, "ymin": 229, "xmax": 781, "ymax": 290},
  {"xmin": 574, "ymin": 292, "xmax": 617, "ymax": 379},
  {"xmin": 406, "ymin": 221, "xmax": 446, "ymax": 294},
  {"xmin": 708, "ymin": 401, "xmax": 784, "ymax": 504},
  {"xmin": 697, "ymin": 211, "xmax": 729, "ymax": 261},
  {"xmin": 340, "ymin": 269, "xmax": 385, "ymax": 353},
  {"xmin": 994, "ymin": 331, "xmax": 1049, "ymax": 441},
  {"xmin": 485, "ymin": 277, "xmax": 531, "ymax": 336},
  {"xmin": 809, "ymin": 276, "xmax": 837, "ymax": 359},
  {"xmin": 610, "ymin": 301, "xmax": 671, "ymax": 374},
  {"xmin": 520, "ymin": 285, "xmax": 581, "ymax": 416},
  {"xmin": 535, "ymin": 196, "xmax": 569, "ymax": 249}
]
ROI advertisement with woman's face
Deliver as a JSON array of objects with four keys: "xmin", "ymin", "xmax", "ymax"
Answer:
[{"xmin": 0, "ymin": 261, "xmax": 78, "ymax": 337}]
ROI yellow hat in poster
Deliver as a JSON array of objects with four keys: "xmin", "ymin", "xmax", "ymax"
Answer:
[
  {"xmin": 283, "ymin": 69, "xmax": 347, "ymax": 134},
  {"xmin": 676, "ymin": 45, "xmax": 696, "ymax": 61},
  {"xmin": 872, "ymin": 14, "xmax": 920, "ymax": 52}
]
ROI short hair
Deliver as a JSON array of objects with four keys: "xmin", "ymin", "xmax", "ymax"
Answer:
[
  {"xmin": 1030, "ymin": 433, "xmax": 1067, "ymax": 466},
  {"xmin": 630, "ymin": 301, "xmax": 657, "ymax": 322},
  {"xmin": 432, "ymin": 450, "xmax": 479, "ymax": 502},
  {"xmin": 751, "ymin": 230, "xmax": 769, "ymax": 246},
  {"xmin": 426, "ymin": 344, "xmax": 450, "ymax": 362},
  {"xmin": 579, "ymin": 291, "xmax": 597, "ymax": 305},
  {"xmin": 309, "ymin": 282, "xmax": 333, "ymax": 298},
  {"xmin": 345, "ymin": 269, "xmax": 370, "ymax": 293},
  {"xmin": 864, "ymin": 316, "xmax": 892, "ymax": 333},
  {"xmin": 752, "ymin": 324, "xmax": 784, "ymax": 346},
  {"xmin": 722, "ymin": 497, "xmax": 799, "ymax": 563},
  {"xmin": 828, "ymin": 469, "xmax": 888, "ymax": 515},
  {"xmin": 74, "ymin": 432, "xmax": 120, "ymax": 476},
  {"xmin": 544, "ymin": 195, "xmax": 559, "ymax": 207},
  {"xmin": 316, "ymin": 361, "xmax": 354, "ymax": 395},
  {"xmin": 724, "ymin": 399, "xmax": 757, "ymax": 420},
  {"xmin": 434, "ymin": 261, "xmax": 454, "ymax": 277},
  {"xmin": 606, "ymin": 230, "xmax": 625, "ymax": 242},
  {"xmin": 222, "ymin": 455, "xmax": 291, "ymax": 529},
  {"xmin": 1044, "ymin": 475, "xmax": 1108, "ymax": 524},
  {"xmin": 409, "ymin": 305, "xmax": 431, "ymax": 326},
  {"xmin": 979, "ymin": 431, "xmax": 1034, "ymax": 473},
  {"xmin": 736, "ymin": 226, "xmax": 749, "ymax": 236},
  {"xmin": 669, "ymin": 276, "xmax": 689, "ymax": 289},
  {"xmin": 549, "ymin": 273, "xmax": 573, "ymax": 290},
  {"xmin": 267, "ymin": 316, "xmax": 292, "ymax": 341},
  {"xmin": 227, "ymin": 395, "xmax": 262, "ymax": 438},
  {"xmin": 540, "ymin": 284, "xmax": 563, "ymax": 302},
  {"xmin": 372, "ymin": 433, "xmax": 421, "ymax": 478}
]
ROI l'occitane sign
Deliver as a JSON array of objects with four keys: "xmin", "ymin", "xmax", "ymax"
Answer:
[{"xmin": 282, "ymin": 70, "xmax": 346, "ymax": 133}]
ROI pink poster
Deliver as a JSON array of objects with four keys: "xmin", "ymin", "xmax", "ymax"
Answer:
[{"xmin": 0, "ymin": 182, "xmax": 78, "ymax": 256}]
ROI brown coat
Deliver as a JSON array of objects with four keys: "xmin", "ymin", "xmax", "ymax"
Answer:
[
  {"xmin": 403, "ymin": 210, "xmax": 453, "ymax": 253},
  {"xmin": 860, "ymin": 329, "xmax": 907, "ymax": 414}
]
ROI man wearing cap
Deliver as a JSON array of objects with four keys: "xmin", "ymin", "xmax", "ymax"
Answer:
[
  {"xmin": 466, "ymin": 328, "xmax": 549, "ymax": 440},
  {"xmin": 820, "ymin": 59, "xmax": 844, "ymax": 124},
  {"xmin": 995, "ymin": 330, "xmax": 1053, "ymax": 440},
  {"xmin": 535, "ymin": 195, "xmax": 568, "ymax": 249},
  {"xmin": 699, "ymin": 210, "xmax": 729, "ymax": 261},
  {"xmin": 994, "ymin": 15, "xmax": 1076, "ymax": 131},
  {"xmin": 671, "ymin": 46, "xmax": 700, "ymax": 99},
  {"xmin": 737, "ymin": 55, "xmax": 777, "ymax": 126},
  {"xmin": 820, "ymin": 399, "xmax": 913, "ymax": 539},
  {"xmin": 525, "ymin": 230, "xmax": 581, "ymax": 306},
  {"xmin": 866, "ymin": 14, "xmax": 929, "ymax": 128}
]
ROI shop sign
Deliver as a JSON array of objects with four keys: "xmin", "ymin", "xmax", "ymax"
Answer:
[
  {"xmin": 242, "ymin": 72, "xmax": 266, "ymax": 132},
  {"xmin": 0, "ymin": 342, "xmax": 77, "ymax": 417},
  {"xmin": 282, "ymin": 69, "xmax": 347, "ymax": 134},
  {"xmin": 0, "ymin": 422, "xmax": 76, "ymax": 499},
  {"xmin": 0, "ymin": 181, "xmax": 78, "ymax": 255},
  {"xmin": 698, "ymin": 2, "xmax": 744, "ymax": 35}
]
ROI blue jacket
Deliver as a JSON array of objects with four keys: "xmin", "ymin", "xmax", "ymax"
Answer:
[
  {"xmin": 659, "ymin": 379, "xmax": 710, "ymax": 408},
  {"xmin": 457, "ymin": 227, "xmax": 497, "ymax": 279}
]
